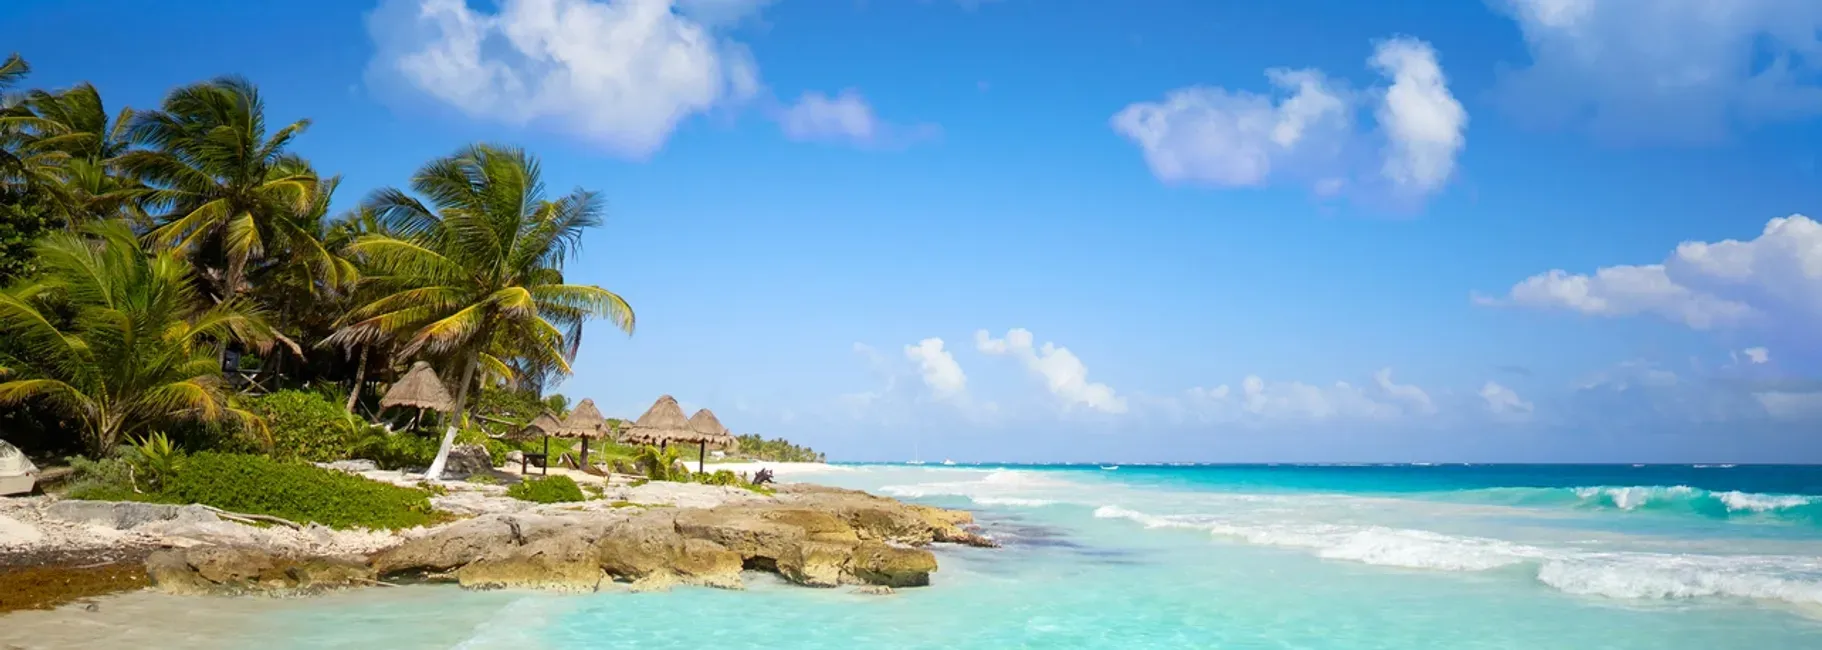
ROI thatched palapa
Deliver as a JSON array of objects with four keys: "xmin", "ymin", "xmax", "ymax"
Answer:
[
  {"xmin": 554, "ymin": 399, "xmax": 607, "ymax": 439},
  {"xmin": 379, "ymin": 362, "xmax": 454, "ymax": 413},
  {"xmin": 619, "ymin": 395, "xmax": 702, "ymax": 446},
  {"xmin": 686, "ymin": 409, "xmax": 736, "ymax": 448}
]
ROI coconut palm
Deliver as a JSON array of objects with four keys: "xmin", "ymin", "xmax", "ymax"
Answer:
[
  {"xmin": 330, "ymin": 144, "xmax": 634, "ymax": 478},
  {"xmin": 3, "ymin": 82, "xmax": 147, "ymax": 226},
  {"xmin": 118, "ymin": 77, "xmax": 344, "ymax": 302},
  {"xmin": 0, "ymin": 220, "xmax": 277, "ymax": 456}
]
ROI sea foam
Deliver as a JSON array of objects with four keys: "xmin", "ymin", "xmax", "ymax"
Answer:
[{"xmin": 1093, "ymin": 505, "xmax": 1822, "ymax": 608}]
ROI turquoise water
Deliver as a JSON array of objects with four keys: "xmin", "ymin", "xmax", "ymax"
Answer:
[{"xmin": 253, "ymin": 464, "xmax": 1822, "ymax": 648}]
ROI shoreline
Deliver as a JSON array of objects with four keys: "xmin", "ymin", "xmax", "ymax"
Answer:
[{"xmin": 0, "ymin": 463, "xmax": 994, "ymax": 615}]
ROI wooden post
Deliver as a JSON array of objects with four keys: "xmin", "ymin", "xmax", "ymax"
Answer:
[
  {"xmin": 698, "ymin": 442, "xmax": 706, "ymax": 474},
  {"xmin": 580, "ymin": 437, "xmax": 590, "ymax": 468},
  {"xmin": 542, "ymin": 435, "xmax": 550, "ymax": 475}
]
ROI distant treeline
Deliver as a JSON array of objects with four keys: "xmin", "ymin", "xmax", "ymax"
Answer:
[{"xmin": 733, "ymin": 434, "xmax": 825, "ymax": 463}]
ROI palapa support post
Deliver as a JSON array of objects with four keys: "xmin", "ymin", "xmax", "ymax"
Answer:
[{"xmin": 699, "ymin": 441, "xmax": 706, "ymax": 474}]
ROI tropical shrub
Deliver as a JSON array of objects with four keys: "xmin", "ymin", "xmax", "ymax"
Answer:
[
  {"xmin": 161, "ymin": 452, "xmax": 435, "ymax": 529},
  {"xmin": 351, "ymin": 429, "xmax": 441, "ymax": 471},
  {"xmin": 633, "ymin": 445, "xmax": 685, "ymax": 481},
  {"xmin": 0, "ymin": 222, "xmax": 276, "ymax": 456},
  {"xmin": 64, "ymin": 451, "xmax": 140, "ymax": 501},
  {"xmin": 505, "ymin": 475, "xmax": 585, "ymax": 504},
  {"xmin": 731, "ymin": 434, "xmax": 824, "ymax": 462},
  {"xmin": 244, "ymin": 390, "xmax": 361, "ymax": 462}
]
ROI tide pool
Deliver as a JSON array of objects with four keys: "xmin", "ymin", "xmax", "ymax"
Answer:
[{"xmin": 8, "ymin": 464, "xmax": 1821, "ymax": 649}]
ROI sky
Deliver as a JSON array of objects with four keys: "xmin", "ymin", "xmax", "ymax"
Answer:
[{"xmin": 4, "ymin": 0, "xmax": 1822, "ymax": 463}]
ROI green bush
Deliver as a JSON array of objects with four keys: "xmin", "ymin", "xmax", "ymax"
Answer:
[
  {"xmin": 352, "ymin": 430, "xmax": 441, "ymax": 471},
  {"xmin": 505, "ymin": 475, "xmax": 586, "ymax": 504},
  {"xmin": 162, "ymin": 452, "xmax": 436, "ymax": 530},
  {"xmin": 64, "ymin": 451, "xmax": 140, "ymax": 501},
  {"xmin": 244, "ymin": 390, "xmax": 363, "ymax": 463}
]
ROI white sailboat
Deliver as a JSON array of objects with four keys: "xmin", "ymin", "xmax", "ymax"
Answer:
[{"xmin": 942, "ymin": 459, "xmax": 956, "ymax": 466}]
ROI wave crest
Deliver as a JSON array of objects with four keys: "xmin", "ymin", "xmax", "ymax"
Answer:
[
  {"xmin": 1092, "ymin": 505, "xmax": 1822, "ymax": 608},
  {"xmin": 1464, "ymin": 485, "xmax": 1822, "ymax": 523}
]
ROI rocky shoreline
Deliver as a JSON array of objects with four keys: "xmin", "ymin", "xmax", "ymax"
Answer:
[{"xmin": 1, "ymin": 477, "xmax": 996, "ymax": 613}]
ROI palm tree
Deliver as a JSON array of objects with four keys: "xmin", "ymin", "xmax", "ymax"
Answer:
[
  {"xmin": 331, "ymin": 144, "xmax": 634, "ymax": 478},
  {"xmin": 5, "ymin": 82, "xmax": 146, "ymax": 226},
  {"xmin": 0, "ymin": 220, "xmax": 277, "ymax": 456},
  {"xmin": 118, "ymin": 77, "xmax": 343, "ymax": 302}
]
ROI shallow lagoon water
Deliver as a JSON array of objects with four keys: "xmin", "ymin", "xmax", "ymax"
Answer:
[{"xmin": 6, "ymin": 464, "xmax": 1822, "ymax": 649}]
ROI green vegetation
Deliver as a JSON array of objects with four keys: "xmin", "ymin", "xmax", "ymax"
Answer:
[
  {"xmin": 0, "ymin": 53, "xmax": 629, "ymax": 477},
  {"xmin": 506, "ymin": 475, "xmax": 585, "ymax": 504},
  {"xmin": 244, "ymin": 390, "xmax": 367, "ymax": 463},
  {"xmin": 65, "ymin": 449, "xmax": 436, "ymax": 530},
  {"xmin": 732, "ymin": 434, "xmax": 825, "ymax": 463},
  {"xmin": 162, "ymin": 452, "xmax": 436, "ymax": 529}
]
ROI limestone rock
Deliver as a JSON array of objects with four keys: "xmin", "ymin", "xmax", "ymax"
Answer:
[
  {"xmin": 850, "ymin": 542, "xmax": 936, "ymax": 588},
  {"xmin": 144, "ymin": 547, "xmax": 375, "ymax": 595},
  {"xmin": 673, "ymin": 508, "xmax": 806, "ymax": 562},
  {"xmin": 776, "ymin": 540, "xmax": 855, "ymax": 588},
  {"xmin": 675, "ymin": 538, "xmax": 744, "ymax": 589},
  {"xmin": 371, "ymin": 514, "xmax": 591, "ymax": 576},
  {"xmin": 457, "ymin": 534, "xmax": 603, "ymax": 593},
  {"xmin": 44, "ymin": 501, "xmax": 219, "ymax": 530},
  {"xmin": 504, "ymin": 450, "xmax": 526, "ymax": 465},
  {"xmin": 441, "ymin": 444, "xmax": 494, "ymax": 478}
]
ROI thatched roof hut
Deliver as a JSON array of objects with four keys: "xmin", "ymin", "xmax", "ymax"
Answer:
[
  {"xmin": 619, "ymin": 395, "xmax": 703, "ymax": 446},
  {"xmin": 554, "ymin": 399, "xmax": 606, "ymax": 439},
  {"xmin": 686, "ymin": 409, "xmax": 735, "ymax": 448},
  {"xmin": 624, "ymin": 397, "xmax": 737, "ymax": 473},
  {"xmin": 527, "ymin": 412, "xmax": 562, "ymax": 434},
  {"xmin": 379, "ymin": 362, "xmax": 453, "ymax": 412}
]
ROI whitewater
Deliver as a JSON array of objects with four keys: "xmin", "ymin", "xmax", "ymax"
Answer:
[{"xmin": 6, "ymin": 463, "xmax": 1820, "ymax": 648}]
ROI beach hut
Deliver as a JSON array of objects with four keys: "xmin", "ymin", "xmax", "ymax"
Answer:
[
  {"xmin": 379, "ymin": 361, "xmax": 454, "ymax": 429},
  {"xmin": 622, "ymin": 396, "xmax": 734, "ymax": 473},
  {"xmin": 554, "ymin": 398, "xmax": 607, "ymax": 467},
  {"xmin": 684, "ymin": 408, "xmax": 737, "ymax": 473},
  {"xmin": 510, "ymin": 412, "xmax": 562, "ymax": 474}
]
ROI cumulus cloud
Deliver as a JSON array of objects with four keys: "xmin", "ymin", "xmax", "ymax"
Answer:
[
  {"xmin": 904, "ymin": 338, "xmax": 968, "ymax": 401},
  {"xmin": 1477, "ymin": 214, "xmax": 1822, "ymax": 340},
  {"xmin": 366, "ymin": 0, "xmax": 762, "ymax": 158},
  {"xmin": 975, "ymin": 329, "xmax": 1127, "ymax": 414},
  {"xmin": 1370, "ymin": 38, "xmax": 1468, "ymax": 195},
  {"xmin": 1374, "ymin": 368, "xmax": 1438, "ymax": 415},
  {"xmin": 1742, "ymin": 347, "xmax": 1772, "ymax": 365},
  {"xmin": 777, "ymin": 89, "xmax": 937, "ymax": 148},
  {"xmin": 1176, "ymin": 369, "xmax": 1441, "ymax": 423},
  {"xmin": 1490, "ymin": 0, "xmax": 1822, "ymax": 143},
  {"xmin": 1111, "ymin": 37, "xmax": 1465, "ymax": 199},
  {"xmin": 1478, "ymin": 381, "xmax": 1534, "ymax": 416}
]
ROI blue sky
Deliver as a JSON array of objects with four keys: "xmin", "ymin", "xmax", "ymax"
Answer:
[{"xmin": 6, "ymin": 0, "xmax": 1822, "ymax": 462}]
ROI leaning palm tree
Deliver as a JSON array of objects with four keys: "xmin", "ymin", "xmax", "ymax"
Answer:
[
  {"xmin": 3, "ymin": 82, "xmax": 148, "ymax": 226},
  {"xmin": 117, "ymin": 77, "xmax": 344, "ymax": 301},
  {"xmin": 0, "ymin": 221, "xmax": 276, "ymax": 456},
  {"xmin": 330, "ymin": 144, "xmax": 634, "ymax": 478}
]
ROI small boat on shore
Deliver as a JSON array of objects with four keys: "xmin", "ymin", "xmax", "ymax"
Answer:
[{"xmin": 1, "ymin": 440, "xmax": 38, "ymax": 496}]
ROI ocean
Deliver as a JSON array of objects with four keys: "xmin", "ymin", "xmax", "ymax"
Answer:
[{"xmin": 9, "ymin": 463, "xmax": 1822, "ymax": 649}]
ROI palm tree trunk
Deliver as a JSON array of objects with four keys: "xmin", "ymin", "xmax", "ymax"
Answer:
[
  {"xmin": 423, "ymin": 349, "xmax": 479, "ymax": 479},
  {"xmin": 344, "ymin": 343, "xmax": 369, "ymax": 413}
]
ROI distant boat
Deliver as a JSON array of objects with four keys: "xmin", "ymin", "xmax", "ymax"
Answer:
[
  {"xmin": 906, "ymin": 460, "xmax": 925, "ymax": 465},
  {"xmin": 942, "ymin": 459, "xmax": 956, "ymax": 466},
  {"xmin": 1101, "ymin": 465, "xmax": 1119, "ymax": 471}
]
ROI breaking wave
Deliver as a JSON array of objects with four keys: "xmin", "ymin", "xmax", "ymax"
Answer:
[
  {"xmin": 1092, "ymin": 506, "xmax": 1822, "ymax": 609},
  {"xmin": 1452, "ymin": 486, "xmax": 1822, "ymax": 524}
]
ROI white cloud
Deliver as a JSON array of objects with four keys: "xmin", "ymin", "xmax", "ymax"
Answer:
[
  {"xmin": 1491, "ymin": 0, "xmax": 1822, "ymax": 143},
  {"xmin": 1754, "ymin": 391, "xmax": 1822, "ymax": 421},
  {"xmin": 975, "ymin": 329, "xmax": 1127, "ymax": 414},
  {"xmin": 776, "ymin": 89, "xmax": 935, "ymax": 147},
  {"xmin": 1111, "ymin": 37, "xmax": 1465, "ymax": 198},
  {"xmin": 1370, "ymin": 38, "xmax": 1467, "ymax": 195},
  {"xmin": 366, "ymin": 0, "xmax": 761, "ymax": 158},
  {"xmin": 1478, "ymin": 215, "xmax": 1822, "ymax": 338},
  {"xmin": 1742, "ymin": 347, "xmax": 1771, "ymax": 364},
  {"xmin": 1374, "ymin": 367, "xmax": 1438, "ymax": 415},
  {"xmin": 1181, "ymin": 370, "xmax": 1438, "ymax": 422},
  {"xmin": 1479, "ymin": 381, "xmax": 1534, "ymax": 416},
  {"xmin": 904, "ymin": 338, "xmax": 968, "ymax": 400}
]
